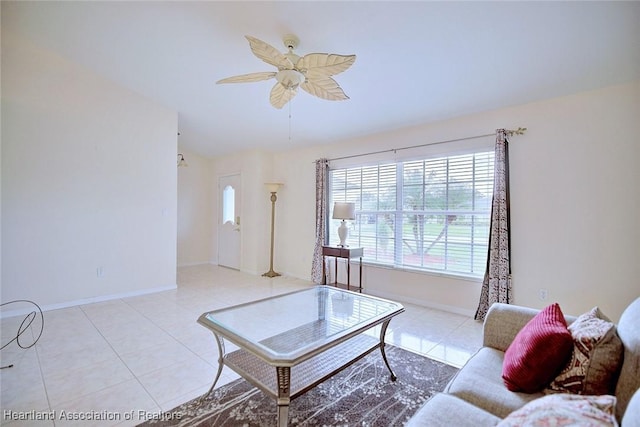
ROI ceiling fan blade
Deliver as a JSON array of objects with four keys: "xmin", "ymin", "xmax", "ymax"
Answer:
[
  {"xmin": 245, "ymin": 36, "xmax": 294, "ymax": 70},
  {"xmin": 297, "ymin": 54, "xmax": 356, "ymax": 79},
  {"xmin": 216, "ymin": 72, "xmax": 276, "ymax": 84},
  {"xmin": 270, "ymin": 82, "xmax": 297, "ymax": 109},
  {"xmin": 300, "ymin": 77, "xmax": 349, "ymax": 101}
]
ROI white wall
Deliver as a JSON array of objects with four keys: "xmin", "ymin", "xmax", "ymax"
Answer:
[
  {"xmin": 270, "ymin": 81, "xmax": 640, "ymax": 321},
  {"xmin": 1, "ymin": 34, "xmax": 178, "ymax": 311},
  {"xmin": 507, "ymin": 81, "xmax": 640, "ymax": 322},
  {"xmin": 177, "ymin": 149, "xmax": 214, "ymax": 267}
]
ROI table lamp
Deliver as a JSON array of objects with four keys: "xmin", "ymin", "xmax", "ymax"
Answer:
[{"xmin": 332, "ymin": 202, "xmax": 356, "ymax": 247}]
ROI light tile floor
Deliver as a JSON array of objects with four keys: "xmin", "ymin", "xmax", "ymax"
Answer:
[{"xmin": 1, "ymin": 265, "xmax": 483, "ymax": 426}]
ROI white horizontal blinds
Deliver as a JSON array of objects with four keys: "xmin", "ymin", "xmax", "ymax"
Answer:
[
  {"xmin": 400, "ymin": 152, "xmax": 494, "ymax": 275},
  {"xmin": 357, "ymin": 164, "xmax": 396, "ymax": 263},
  {"xmin": 471, "ymin": 152, "xmax": 494, "ymax": 274},
  {"xmin": 328, "ymin": 149, "xmax": 494, "ymax": 277},
  {"xmin": 329, "ymin": 164, "xmax": 396, "ymax": 262}
]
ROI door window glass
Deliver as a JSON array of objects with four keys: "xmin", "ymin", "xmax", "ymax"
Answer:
[{"xmin": 223, "ymin": 185, "xmax": 235, "ymax": 224}]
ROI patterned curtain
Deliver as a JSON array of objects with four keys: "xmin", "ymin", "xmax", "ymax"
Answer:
[
  {"xmin": 311, "ymin": 159, "xmax": 329, "ymax": 284},
  {"xmin": 475, "ymin": 130, "xmax": 512, "ymax": 321}
]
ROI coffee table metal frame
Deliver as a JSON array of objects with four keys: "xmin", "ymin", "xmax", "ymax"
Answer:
[{"xmin": 197, "ymin": 285, "xmax": 405, "ymax": 427}]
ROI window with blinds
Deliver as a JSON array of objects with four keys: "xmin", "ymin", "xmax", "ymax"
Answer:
[{"xmin": 329, "ymin": 150, "xmax": 494, "ymax": 277}]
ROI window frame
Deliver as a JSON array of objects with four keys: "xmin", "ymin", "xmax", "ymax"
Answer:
[{"xmin": 327, "ymin": 149, "xmax": 494, "ymax": 279}]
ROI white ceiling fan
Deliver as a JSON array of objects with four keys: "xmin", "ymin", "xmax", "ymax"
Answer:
[{"xmin": 217, "ymin": 35, "xmax": 356, "ymax": 109}]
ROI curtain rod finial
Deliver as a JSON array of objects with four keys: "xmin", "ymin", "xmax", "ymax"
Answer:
[{"xmin": 505, "ymin": 127, "xmax": 527, "ymax": 137}]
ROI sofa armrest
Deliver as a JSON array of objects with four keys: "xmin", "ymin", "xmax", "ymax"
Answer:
[{"xmin": 483, "ymin": 303, "xmax": 577, "ymax": 352}]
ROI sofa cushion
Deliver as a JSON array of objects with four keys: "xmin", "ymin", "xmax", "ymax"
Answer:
[
  {"xmin": 502, "ymin": 303, "xmax": 574, "ymax": 393},
  {"xmin": 406, "ymin": 393, "xmax": 501, "ymax": 427},
  {"xmin": 497, "ymin": 394, "xmax": 618, "ymax": 427},
  {"xmin": 446, "ymin": 347, "xmax": 543, "ymax": 418},
  {"xmin": 547, "ymin": 306, "xmax": 623, "ymax": 395},
  {"xmin": 621, "ymin": 388, "xmax": 640, "ymax": 427}
]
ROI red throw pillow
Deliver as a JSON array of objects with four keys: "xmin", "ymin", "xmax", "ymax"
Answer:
[{"xmin": 502, "ymin": 303, "xmax": 574, "ymax": 393}]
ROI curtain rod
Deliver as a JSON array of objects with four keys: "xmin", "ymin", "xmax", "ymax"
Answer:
[{"xmin": 322, "ymin": 127, "xmax": 526, "ymax": 163}]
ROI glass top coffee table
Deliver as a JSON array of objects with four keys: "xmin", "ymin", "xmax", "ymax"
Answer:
[{"xmin": 197, "ymin": 285, "xmax": 405, "ymax": 427}]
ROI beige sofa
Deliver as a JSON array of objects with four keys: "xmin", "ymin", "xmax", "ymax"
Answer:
[{"xmin": 407, "ymin": 297, "xmax": 640, "ymax": 426}]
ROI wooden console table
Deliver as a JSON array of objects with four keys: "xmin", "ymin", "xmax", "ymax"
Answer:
[{"xmin": 322, "ymin": 246, "xmax": 363, "ymax": 292}]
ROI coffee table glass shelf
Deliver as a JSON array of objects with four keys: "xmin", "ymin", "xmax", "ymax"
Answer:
[{"xmin": 197, "ymin": 285, "xmax": 405, "ymax": 427}]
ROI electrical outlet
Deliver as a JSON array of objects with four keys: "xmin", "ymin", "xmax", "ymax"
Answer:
[{"xmin": 538, "ymin": 289, "xmax": 548, "ymax": 301}]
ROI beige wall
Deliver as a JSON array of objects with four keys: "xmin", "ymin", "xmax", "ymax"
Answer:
[
  {"xmin": 177, "ymin": 149, "xmax": 214, "ymax": 266},
  {"xmin": 1, "ymin": 34, "xmax": 178, "ymax": 312},
  {"xmin": 268, "ymin": 80, "xmax": 639, "ymax": 321}
]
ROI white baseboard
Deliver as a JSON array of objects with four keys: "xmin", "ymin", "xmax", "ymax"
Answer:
[
  {"xmin": 279, "ymin": 273, "xmax": 475, "ymax": 318},
  {"xmin": 0, "ymin": 284, "xmax": 177, "ymax": 319},
  {"xmin": 177, "ymin": 263, "xmax": 271, "ymax": 278},
  {"xmin": 177, "ymin": 261, "xmax": 212, "ymax": 267},
  {"xmin": 364, "ymin": 288, "xmax": 476, "ymax": 317}
]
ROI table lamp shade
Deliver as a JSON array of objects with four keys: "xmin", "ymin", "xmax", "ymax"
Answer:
[{"xmin": 332, "ymin": 202, "xmax": 356, "ymax": 220}]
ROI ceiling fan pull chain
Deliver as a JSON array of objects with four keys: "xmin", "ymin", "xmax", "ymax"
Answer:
[{"xmin": 288, "ymin": 90, "xmax": 293, "ymax": 142}]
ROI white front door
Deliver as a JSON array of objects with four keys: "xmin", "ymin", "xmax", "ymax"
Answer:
[{"xmin": 218, "ymin": 174, "xmax": 241, "ymax": 270}]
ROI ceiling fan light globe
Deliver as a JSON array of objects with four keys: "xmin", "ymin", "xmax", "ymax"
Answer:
[{"xmin": 276, "ymin": 69, "xmax": 305, "ymax": 90}]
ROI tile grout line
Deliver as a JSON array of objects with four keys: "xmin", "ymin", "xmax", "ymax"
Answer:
[
  {"xmin": 31, "ymin": 325, "xmax": 56, "ymax": 426},
  {"xmin": 118, "ymin": 296, "xmax": 224, "ymax": 409},
  {"xmin": 76, "ymin": 302, "xmax": 164, "ymax": 411},
  {"xmin": 120, "ymin": 296, "xmax": 218, "ymax": 369}
]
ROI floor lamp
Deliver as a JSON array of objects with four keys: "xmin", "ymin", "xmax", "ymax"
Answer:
[{"xmin": 263, "ymin": 182, "xmax": 283, "ymax": 278}]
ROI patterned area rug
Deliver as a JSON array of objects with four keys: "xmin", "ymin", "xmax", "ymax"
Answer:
[{"xmin": 140, "ymin": 345, "xmax": 458, "ymax": 427}]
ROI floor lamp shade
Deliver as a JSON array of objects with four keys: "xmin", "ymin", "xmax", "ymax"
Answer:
[
  {"xmin": 332, "ymin": 202, "xmax": 356, "ymax": 247},
  {"xmin": 265, "ymin": 182, "xmax": 283, "ymax": 193}
]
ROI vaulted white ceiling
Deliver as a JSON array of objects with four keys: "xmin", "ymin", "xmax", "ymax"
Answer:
[{"xmin": 3, "ymin": 1, "xmax": 639, "ymax": 157}]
